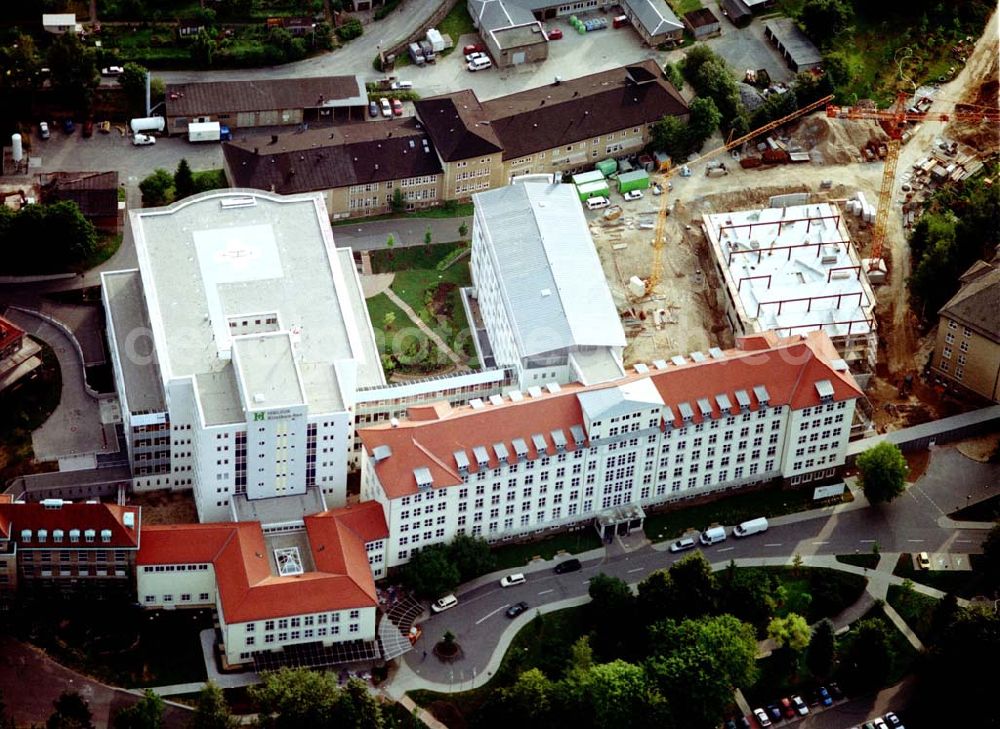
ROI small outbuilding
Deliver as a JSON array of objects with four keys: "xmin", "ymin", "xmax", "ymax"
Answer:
[
  {"xmin": 577, "ymin": 179, "xmax": 611, "ymax": 201},
  {"xmin": 617, "ymin": 169, "xmax": 650, "ymax": 194},
  {"xmin": 683, "ymin": 7, "xmax": 721, "ymax": 38},
  {"xmin": 764, "ymin": 18, "xmax": 823, "ymax": 72},
  {"xmin": 719, "ymin": 0, "xmax": 752, "ymax": 27}
]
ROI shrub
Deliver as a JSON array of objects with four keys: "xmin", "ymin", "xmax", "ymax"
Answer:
[{"xmin": 335, "ymin": 17, "xmax": 363, "ymax": 41}]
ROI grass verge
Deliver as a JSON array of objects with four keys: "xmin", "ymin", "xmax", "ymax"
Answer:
[
  {"xmin": 491, "ymin": 527, "xmax": 604, "ymax": 571},
  {"xmin": 885, "ymin": 584, "xmax": 939, "ymax": 645},
  {"xmin": 438, "ymin": 3, "xmax": 477, "ymax": 54},
  {"xmin": 835, "ymin": 553, "xmax": 880, "ymax": 570},
  {"xmin": 949, "ymin": 493, "xmax": 1000, "ymax": 522},
  {"xmin": 642, "ymin": 484, "xmax": 846, "ymax": 542},
  {"xmin": 79, "ymin": 232, "xmax": 122, "ymax": 271}
]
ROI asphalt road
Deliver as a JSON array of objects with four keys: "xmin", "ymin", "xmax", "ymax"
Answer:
[
  {"xmin": 331, "ymin": 216, "xmax": 471, "ymax": 250},
  {"xmin": 406, "ymin": 445, "xmax": 998, "ymax": 686}
]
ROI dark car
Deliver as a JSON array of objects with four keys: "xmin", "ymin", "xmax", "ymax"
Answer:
[
  {"xmin": 828, "ymin": 682, "xmax": 843, "ymax": 700},
  {"xmin": 817, "ymin": 686, "xmax": 833, "ymax": 707},
  {"xmin": 737, "ymin": 717, "xmax": 751, "ymax": 729},
  {"xmin": 765, "ymin": 704, "xmax": 781, "ymax": 722},
  {"xmin": 554, "ymin": 558, "xmax": 582, "ymax": 574},
  {"xmin": 723, "ymin": 720, "xmax": 737, "ymax": 729},
  {"xmin": 368, "ymin": 100, "xmax": 379, "ymax": 118},
  {"xmin": 82, "ymin": 119, "xmax": 94, "ymax": 138},
  {"xmin": 62, "ymin": 119, "xmax": 75, "ymax": 134},
  {"xmin": 506, "ymin": 601, "xmax": 528, "ymax": 618}
]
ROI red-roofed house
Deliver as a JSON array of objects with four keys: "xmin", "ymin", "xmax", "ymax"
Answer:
[
  {"xmin": 0, "ymin": 499, "xmax": 140, "ymax": 596},
  {"xmin": 359, "ymin": 331, "xmax": 862, "ymax": 567},
  {"xmin": 0, "ymin": 314, "xmax": 43, "ymax": 394},
  {"xmin": 136, "ymin": 504, "xmax": 385, "ymax": 666}
]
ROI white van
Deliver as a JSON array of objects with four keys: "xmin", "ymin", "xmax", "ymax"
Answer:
[
  {"xmin": 467, "ymin": 56, "xmax": 492, "ymax": 72},
  {"xmin": 499, "ymin": 573, "xmax": 526, "ymax": 587},
  {"xmin": 734, "ymin": 517, "xmax": 769, "ymax": 537},
  {"xmin": 586, "ymin": 196, "xmax": 610, "ymax": 210},
  {"xmin": 699, "ymin": 525, "xmax": 727, "ymax": 546},
  {"xmin": 431, "ymin": 594, "xmax": 458, "ymax": 613}
]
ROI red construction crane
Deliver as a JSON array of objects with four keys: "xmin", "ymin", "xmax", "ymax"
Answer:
[{"xmin": 826, "ymin": 92, "xmax": 1000, "ymax": 271}]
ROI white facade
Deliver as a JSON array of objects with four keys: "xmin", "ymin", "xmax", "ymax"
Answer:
[
  {"xmin": 470, "ymin": 182, "xmax": 626, "ymax": 389},
  {"xmin": 361, "ymin": 333, "xmax": 859, "ymax": 568},
  {"xmin": 103, "ymin": 190, "xmax": 385, "ymax": 525},
  {"xmin": 137, "ymin": 562, "xmax": 216, "ymax": 608}
]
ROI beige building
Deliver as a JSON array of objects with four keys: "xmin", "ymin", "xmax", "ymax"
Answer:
[
  {"xmin": 224, "ymin": 62, "xmax": 687, "ymax": 219},
  {"xmin": 930, "ymin": 259, "xmax": 1000, "ymax": 402}
]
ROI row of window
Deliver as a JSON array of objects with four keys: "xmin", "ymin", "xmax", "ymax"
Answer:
[{"xmin": 144, "ymin": 592, "xmax": 211, "ymax": 603}]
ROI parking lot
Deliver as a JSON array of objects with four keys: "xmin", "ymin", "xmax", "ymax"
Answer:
[{"xmin": 391, "ymin": 1, "xmax": 793, "ymax": 101}]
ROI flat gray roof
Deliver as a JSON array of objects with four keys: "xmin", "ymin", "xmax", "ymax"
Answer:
[
  {"xmin": 101, "ymin": 270, "xmax": 166, "ymax": 414},
  {"xmin": 491, "ymin": 23, "xmax": 545, "ymax": 50},
  {"xmin": 129, "ymin": 190, "xmax": 382, "ymax": 426},
  {"xmin": 473, "ymin": 182, "xmax": 626, "ymax": 359},
  {"xmin": 765, "ymin": 18, "xmax": 823, "ymax": 69}
]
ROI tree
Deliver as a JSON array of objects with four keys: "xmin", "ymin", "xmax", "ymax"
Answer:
[
  {"xmin": 497, "ymin": 668, "xmax": 554, "ymax": 728},
  {"xmin": 423, "ymin": 227, "xmax": 433, "ymax": 247},
  {"xmin": 650, "ymin": 115, "xmax": 688, "ymax": 160},
  {"xmin": 174, "ymin": 159, "xmax": 196, "ymax": 200},
  {"xmin": 587, "ymin": 573, "xmax": 638, "ymax": 658},
  {"xmin": 335, "ymin": 17, "xmax": 364, "ymax": 41},
  {"xmin": 191, "ymin": 29, "xmax": 217, "ymax": 67},
  {"xmin": 666, "ymin": 552, "xmax": 718, "ymax": 619},
  {"xmin": 681, "ymin": 45, "xmax": 717, "ymax": 86},
  {"xmin": 636, "ymin": 569, "xmax": 675, "ymax": 626},
  {"xmin": 717, "ymin": 562, "xmax": 776, "ymax": 633},
  {"xmin": 856, "ymin": 442, "xmax": 908, "ymax": 504},
  {"xmin": 840, "ymin": 618, "xmax": 893, "ymax": 692},
  {"xmin": 139, "ymin": 169, "xmax": 174, "ymax": 207},
  {"xmin": 47, "ymin": 691, "xmax": 94, "ymax": 729},
  {"xmin": 250, "ymin": 668, "xmax": 340, "ymax": 729},
  {"xmin": 112, "ymin": 690, "xmax": 164, "ymax": 729},
  {"xmin": 382, "ymin": 311, "xmax": 396, "ymax": 331},
  {"xmin": 686, "ymin": 97, "xmax": 722, "ymax": 149},
  {"xmin": 1, "ymin": 33, "xmax": 42, "ymax": 90},
  {"xmin": 646, "ymin": 615, "xmax": 758, "ymax": 729},
  {"xmin": 46, "ymin": 33, "xmax": 98, "ymax": 112},
  {"xmin": 190, "ymin": 681, "xmax": 237, "ymax": 729},
  {"xmin": 458, "ymin": 221, "xmax": 469, "ymax": 238},
  {"xmin": 662, "ymin": 61, "xmax": 684, "ymax": 91},
  {"xmin": 448, "ymin": 533, "xmax": 495, "ymax": 582},
  {"xmin": 385, "ymin": 234, "xmax": 395, "ymax": 248},
  {"xmin": 330, "ymin": 678, "xmax": 386, "ymax": 729},
  {"xmin": 391, "ymin": 187, "xmax": 405, "ymax": 212},
  {"xmin": 118, "ymin": 62, "xmax": 151, "ymax": 115},
  {"xmin": 577, "ymin": 661, "xmax": 661, "ymax": 729},
  {"xmin": 806, "ymin": 619, "xmax": 835, "ymax": 678},
  {"xmin": 799, "ymin": 0, "xmax": 854, "ymax": 45},
  {"xmin": 400, "ymin": 543, "xmax": 460, "ymax": 598},
  {"xmin": 768, "ymin": 613, "xmax": 811, "ymax": 651}
]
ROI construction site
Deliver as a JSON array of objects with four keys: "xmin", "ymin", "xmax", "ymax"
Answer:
[{"xmin": 586, "ymin": 11, "xmax": 999, "ymax": 436}]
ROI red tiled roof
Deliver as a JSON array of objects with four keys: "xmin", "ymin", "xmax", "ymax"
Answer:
[
  {"xmin": 0, "ymin": 501, "xmax": 140, "ymax": 548},
  {"xmin": 312, "ymin": 501, "xmax": 389, "ymax": 545},
  {"xmin": 359, "ymin": 331, "xmax": 862, "ymax": 499},
  {"xmin": 138, "ymin": 513, "xmax": 378, "ymax": 624}
]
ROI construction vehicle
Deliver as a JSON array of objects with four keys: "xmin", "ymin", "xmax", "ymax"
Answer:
[
  {"xmin": 644, "ymin": 93, "xmax": 835, "ymax": 295},
  {"xmin": 825, "ymin": 92, "xmax": 1000, "ymax": 272}
]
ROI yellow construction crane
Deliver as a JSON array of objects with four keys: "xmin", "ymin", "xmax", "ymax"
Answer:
[
  {"xmin": 646, "ymin": 93, "xmax": 834, "ymax": 294},
  {"xmin": 826, "ymin": 92, "xmax": 999, "ymax": 271}
]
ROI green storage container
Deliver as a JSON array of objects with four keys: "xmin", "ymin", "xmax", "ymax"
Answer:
[
  {"xmin": 617, "ymin": 169, "xmax": 650, "ymax": 194},
  {"xmin": 576, "ymin": 180, "xmax": 610, "ymax": 201},
  {"xmin": 595, "ymin": 158, "xmax": 618, "ymax": 177}
]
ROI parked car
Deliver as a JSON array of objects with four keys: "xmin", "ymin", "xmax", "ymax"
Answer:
[
  {"xmin": 39, "ymin": 121, "xmax": 50, "ymax": 139},
  {"xmin": 554, "ymin": 558, "xmax": 582, "ymax": 574},
  {"xmin": 828, "ymin": 682, "xmax": 843, "ymax": 700},
  {"xmin": 465, "ymin": 50, "xmax": 487, "ymax": 62},
  {"xmin": 753, "ymin": 708, "xmax": 772, "ymax": 727},
  {"xmin": 817, "ymin": 686, "xmax": 833, "ymax": 707},
  {"xmin": 97, "ymin": 120, "xmax": 111, "ymax": 134},
  {"xmin": 390, "ymin": 80, "xmax": 413, "ymax": 90},
  {"xmin": 506, "ymin": 601, "xmax": 528, "ymax": 618},
  {"xmin": 917, "ymin": 551, "xmax": 931, "ymax": 569},
  {"xmin": 62, "ymin": 119, "xmax": 75, "ymax": 134},
  {"xmin": 623, "ymin": 190, "xmax": 643, "ymax": 201},
  {"xmin": 669, "ymin": 537, "xmax": 696, "ymax": 553},
  {"xmin": 791, "ymin": 696, "xmax": 809, "ymax": 716},
  {"xmin": 723, "ymin": 720, "xmax": 737, "ymax": 729},
  {"xmin": 651, "ymin": 182, "xmax": 663, "ymax": 195},
  {"xmin": 379, "ymin": 98, "xmax": 392, "ymax": 118},
  {"xmin": 431, "ymin": 594, "xmax": 458, "ymax": 613},
  {"xmin": 500, "ymin": 573, "xmax": 526, "ymax": 587},
  {"xmin": 737, "ymin": 717, "xmax": 751, "ymax": 729},
  {"xmin": 369, "ymin": 100, "xmax": 379, "ymax": 118},
  {"xmin": 101, "ymin": 65, "xmax": 125, "ymax": 76},
  {"xmin": 132, "ymin": 133, "xmax": 156, "ymax": 146},
  {"xmin": 462, "ymin": 43, "xmax": 485, "ymax": 55},
  {"xmin": 765, "ymin": 704, "xmax": 781, "ymax": 722},
  {"xmin": 871, "ymin": 720, "xmax": 888, "ymax": 729},
  {"xmin": 546, "ymin": 27, "xmax": 563, "ymax": 39},
  {"xmin": 82, "ymin": 119, "xmax": 94, "ymax": 138},
  {"xmin": 883, "ymin": 712, "xmax": 903, "ymax": 728},
  {"xmin": 468, "ymin": 56, "xmax": 492, "ymax": 72},
  {"xmin": 391, "ymin": 98, "xmax": 403, "ymax": 116},
  {"xmin": 780, "ymin": 698, "xmax": 795, "ymax": 719}
]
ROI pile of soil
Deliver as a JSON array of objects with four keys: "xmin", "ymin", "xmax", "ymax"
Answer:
[{"xmin": 792, "ymin": 116, "xmax": 888, "ymax": 165}]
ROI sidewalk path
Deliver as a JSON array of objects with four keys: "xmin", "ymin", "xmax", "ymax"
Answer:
[{"xmin": 383, "ymin": 288, "xmax": 466, "ymax": 368}]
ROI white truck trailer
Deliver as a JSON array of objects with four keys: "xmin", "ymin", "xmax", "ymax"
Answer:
[{"xmin": 188, "ymin": 121, "xmax": 232, "ymax": 143}]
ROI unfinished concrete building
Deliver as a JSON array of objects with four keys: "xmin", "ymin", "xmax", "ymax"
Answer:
[{"xmin": 703, "ymin": 202, "xmax": 877, "ymax": 391}]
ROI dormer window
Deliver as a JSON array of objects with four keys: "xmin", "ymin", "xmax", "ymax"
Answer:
[
  {"xmin": 69, "ymin": 529, "xmax": 80, "ymax": 543},
  {"xmin": 100, "ymin": 529, "xmax": 113, "ymax": 544},
  {"xmin": 84, "ymin": 529, "xmax": 96, "ymax": 544}
]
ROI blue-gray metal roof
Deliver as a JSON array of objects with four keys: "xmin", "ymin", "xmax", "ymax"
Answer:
[
  {"xmin": 473, "ymin": 183, "xmax": 626, "ymax": 358},
  {"xmin": 622, "ymin": 0, "xmax": 683, "ymax": 37}
]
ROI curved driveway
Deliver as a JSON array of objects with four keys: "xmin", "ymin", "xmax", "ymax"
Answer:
[{"xmin": 396, "ymin": 446, "xmax": 998, "ymax": 691}]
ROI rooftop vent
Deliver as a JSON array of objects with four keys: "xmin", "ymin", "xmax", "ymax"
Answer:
[
  {"xmin": 634, "ymin": 363, "xmax": 650, "ymax": 374},
  {"xmin": 123, "ymin": 512, "xmax": 136, "ymax": 529},
  {"xmin": 545, "ymin": 382, "xmax": 561, "ymax": 394},
  {"xmin": 508, "ymin": 390, "xmax": 524, "ymax": 402},
  {"xmin": 527, "ymin": 386, "xmax": 543, "ymax": 398},
  {"xmin": 470, "ymin": 398, "xmax": 485, "ymax": 409},
  {"xmin": 488, "ymin": 394, "xmax": 503, "ymax": 406},
  {"xmin": 372, "ymin": 444, "xmax": 393, "ymax": 462}
]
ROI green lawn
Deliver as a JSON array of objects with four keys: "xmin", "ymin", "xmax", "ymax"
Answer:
[
  {"xmin": 892, "ymin": 553, "xmax": 989, "ymax": 598},
  {"xmin": 737, "ymin": 567, "xmax": 867, "ymax": 623},
  {"xmin": 8, "ymin": 600, "xmax": 211, "ymax": 687},
  {"xmin": 885, "ymin": 584, "xmax": 939, "ymax": 645},
  {"xmin": 370, "ymin": 243, "xmax": 461, "ymax": 273},
  {"xmin": 438, "ymin": 2, "xmax": 477, "ymax": 54},
  {"xmin": 389, "ymin": 266, "xmax": 471, "ymax": 315},
  {"xmin": 491, "ymin": 528, "xmax": 604, "ymax": 571},
  {"xmin": 835, "ymin": 553, "xmax": 880, "ymax": 570},
  {"xmin": 949, "ymin": 494, "xmax": 1000, "ymax": 522},
  {"xmin": 667, "ymin": 0, "xmax": 703, "ymax": 15},
  {"xmin": 642, "ymin": 484, "xmax": 844, "ymax": 542},
  {"xmin": 80, "ymin": 232, "xmax": 122, "ymax": 271},
  {"xmin": 0, "ymin": 339, "xmax": 60, "ymax": 482}
]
